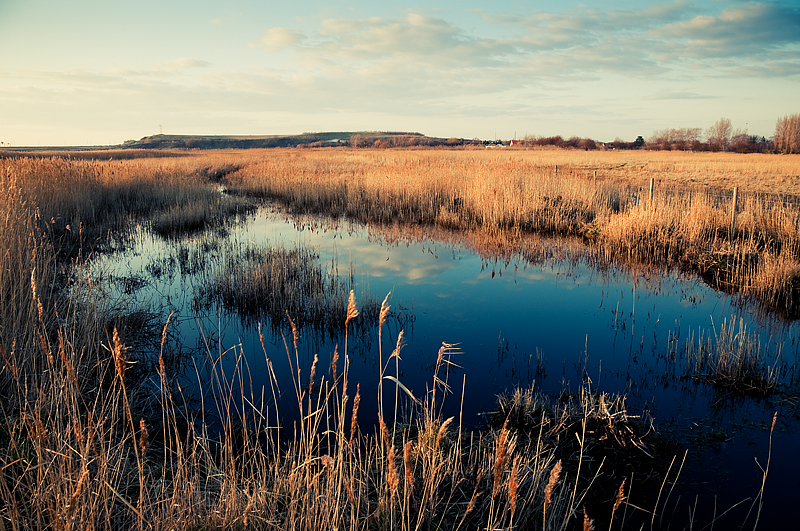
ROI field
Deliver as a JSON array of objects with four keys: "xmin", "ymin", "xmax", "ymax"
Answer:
[{"xmin": 0, "ymin": 147, "xmax": 796, "ymax": 530}]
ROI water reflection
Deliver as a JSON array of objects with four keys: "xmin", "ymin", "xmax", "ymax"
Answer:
[{"xmin": 91, "ymin": 205, "xmax": 800, "ymax": 527}]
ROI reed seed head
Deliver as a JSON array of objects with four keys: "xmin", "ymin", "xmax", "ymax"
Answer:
[
  {"xmin": 508, "ymin": 456, "xmax": 520, "ymax": 516},
  {"xmin": 30, "ymin": 268, "xmax": 44, "ymax": 324},
  {"xmin": 349, "ymin": 384, "xmax": 360, "ymax": 448},
  {"xmin": 379, "ymin": 292, "xmax": 391, "ymax": 330},
  {"xmin": 435, "ymin": 416, "xmax": 453, "ymax": 450},
  {"xmin": 138, "ymin": 418, "xmax": 149, "ymax": 455},
  {"xmin": 583, "ymin": 508, "xmax": 595, "ymax": 531},
  {"xmin": 330, "ymin": 344, "xmax": 339, "ymax": 382},
  {"xmin": 492, "ymin": 427, "xmax": 510, "ymax": 498},
  {"xmin": 308, "ymin": 353, "xmax": 318, "ymax": 398},
  {"xmin": 612, "ymin": 478, "xmax": 626, "ymax": 515},
  {"xmin": 403, "ymin": 440, "xmax": 414, "ymax": 494},
  {"xmin": 391, "ymin": 330, "xmax": 405, "ymax": 361},
  {"xmin": 112, "ymin": 327, "xmax": 127, "ymax": 382},
  {"xmin": 283, "ymin": 311, "xmax": 300, "ymax": 353},
  {"xmin": 345, "ymin": 289, "xmax": 359, "ymax": 329},
  {"xmin": 543, "ymin": 459, "xmax": 562, "ymax": 513},
  {"xmin": 160, "ymin": 311, "xmax": 172, "ymax": 378}
]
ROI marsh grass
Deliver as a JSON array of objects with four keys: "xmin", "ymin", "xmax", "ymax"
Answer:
[
  {"xmin": 149, "ymin": 192, "xmax": 254, "ymax": 238},
  {"xmin": 197, "ymin": 241, "xmax": 395, "ymax": 342},
  {"xmin": 0, "ymin": 149, "xmax": 785, "ymax": 530},
  {"xmin": 3, "ymin": 153, "xmax": 254, "ymax": 255},
  {"xmin": 491, "ymin": 383, "xmax": 673, "ymax": 524},
  {"xmin": 1, "ymin": 285, "xmax": 686, "ymax": 530},
  {"xmin": 683, "ymin": 318, "xmax": 781, "ymax": 399},
  {"xmin": 224, "ymin": 149, "xmax": 800, "ymax": 316}
]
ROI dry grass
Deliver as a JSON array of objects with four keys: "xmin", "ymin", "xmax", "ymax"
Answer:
[
  {"xmin": 0, "ymin": 148, "xmax": 788, "ymax": 530},
  {"xmin": 221, "ymin": 148, "xmax": 800, "ymax": 316},
  {"xmin": 683, "ymin": 317, "xmax": 780, "ymax": 398},
  {"xmin": 2, "ymin": 152, "xmax": 254, "ymax": 252},
  {"xmin": 198, "ymin": 241, "xmax": 386, "ymax": 339}
]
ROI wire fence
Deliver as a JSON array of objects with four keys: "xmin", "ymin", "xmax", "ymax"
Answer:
[{"xmin": 623, "ymin": 178, "xmax": 800, "ymax": 235}]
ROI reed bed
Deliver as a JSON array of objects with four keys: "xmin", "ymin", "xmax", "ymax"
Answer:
[
  {"xmin": 683, "ymin": 318, "xmax": 781, "ymax": 399},
  {"xmin": 0, "ymin": 149, "xmax": 782, "ymax": 530},
  {"xmin": 223, "ymin": 149, "xmax": 800, "ymax": 316},
  {"xmin": 0, "ymin": 281, "xmax": 683, "ymax": 530},
  {"xmin": 198, "ymin": 241, "xmax": 386, "ymax": 339},
  {"xmin": 2, "ymin": 153, "xmax": 254, "ymax": 253}
]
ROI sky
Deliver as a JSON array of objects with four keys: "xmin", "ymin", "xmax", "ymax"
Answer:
[{"xmin": 1, "ymin": 0, "xmax": 798, "ymax": 146}]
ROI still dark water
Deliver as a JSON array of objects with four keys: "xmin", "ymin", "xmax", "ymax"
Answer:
[{"xmin": 95, "ymin": 206, "xmax": 800, "ymax": 527}]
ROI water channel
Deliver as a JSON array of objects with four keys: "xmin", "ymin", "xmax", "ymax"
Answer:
[{"xmin": 92, "ymin": 205, "xmax": 800, "ymax": 528}]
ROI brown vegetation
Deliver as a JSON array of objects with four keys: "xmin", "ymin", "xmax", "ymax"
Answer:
[
  {"xmin": 198, "ymin": 242, "xmax": 386, "ymax": 338},
  {"xmin": 683, "ymin": 318, "xmax": 779, "ymax": 399},
  {"xmin": 774, "ymin": 113, "xmax": 800, "ymax": 154},
  {"xmin": 223, "ymin": 148, "xmax": 800, "ymax": 316},
  {"xmin": 0, "ymin": 148, "xmax": 790, "ymax": 529}
]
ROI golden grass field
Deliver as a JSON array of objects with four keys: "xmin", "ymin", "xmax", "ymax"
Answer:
[{"xmin": 0, "ymin": 147, "xmax": 794, "ymax": 529}]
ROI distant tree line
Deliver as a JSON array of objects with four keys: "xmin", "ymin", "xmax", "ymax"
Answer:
[
  {"xmin": 630, "ymin": 115, "xmax": 800, "ymax": 154},
  {"xmin": 519, "ymin": 135, "xmax": 599, "ymax": 150},
  {"xmin": 518, "ymin": 115, "xmax": 797, "ymax": 154},
  {"xmin": 637, "ymin": 118, "xmax": 772, "ymax": 153}
]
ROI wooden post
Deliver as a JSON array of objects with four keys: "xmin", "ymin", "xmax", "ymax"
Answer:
[
  {"xmin": 730, "ymin": 187, "xmax": 739, "ymax": 236},
  {"xmin": 648, "ymin": 178, "xmax": 654, "ymax": 205}
]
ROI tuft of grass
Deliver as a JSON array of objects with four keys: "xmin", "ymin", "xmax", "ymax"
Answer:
[
  {"xmin": 683, "ymin": 317, "xmax": 780, "ymax": 399},
  {"xmin": 197, "ymin": 241, "xmax": 388, "ymax": 340}
]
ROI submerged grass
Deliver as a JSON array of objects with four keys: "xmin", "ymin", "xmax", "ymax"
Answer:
[
  {"xmin": 198, "ymin": 241, "xmax": 387, "ymax": 339},
  {"xmin": 683, "ymin": 318, "xmax": 781, "ymax": 399}
]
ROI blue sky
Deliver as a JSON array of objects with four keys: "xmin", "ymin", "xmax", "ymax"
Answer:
[{"xmin": 1, "ymin": 0, "xmax": 798, "ymax": 146}]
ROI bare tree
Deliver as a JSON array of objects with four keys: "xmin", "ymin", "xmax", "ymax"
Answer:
[
  {"xmin": 706, "ymin": 118, "xmax": 733, "ymax": 151},
  {"xmin": 646, "ymin": 127, "xmax": 703, "ymax": 150},
  {"xmin": 774, "ymin": 113, "xmax": 800, "ymax": 154},
  {"xmin": 349, "ymin": 134, "xmax": 363, "ymax": 148}
]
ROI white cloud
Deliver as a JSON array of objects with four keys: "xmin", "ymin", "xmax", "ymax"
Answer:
[
  {"xmin": 643, "ymin": 90, "xmax": 712, "ymax": 100},
  {"xmin": 155, "ymin": 58, "xmax": 212, "ymax": 72},
  {"xmin": 2, "ymin": 1, "xmax": 798, "ymax": 145},
  {"xmin": 652, "ymin": 2, "xmax": 800, "ymax": 59},
  {"xmin": 308, "ymin": 13, "xmax": 516, "ymax": 69},
  {"xmin": 256, "ymin": 27, "xmax": 305, "ymax": 51}
]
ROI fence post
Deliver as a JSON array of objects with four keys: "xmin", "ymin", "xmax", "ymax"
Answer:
[
  {"xmin": 649, "ymin": 178, "xmax": 654, "ymax": 205},
  {"xmin": 730, "ymin": 186, "xmax": 739, "ymax": 236}
]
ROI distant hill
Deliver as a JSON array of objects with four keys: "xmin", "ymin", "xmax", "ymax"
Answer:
[{"xmin": 122, "ymin": 131, "xmax": 464, "ymax": 150}]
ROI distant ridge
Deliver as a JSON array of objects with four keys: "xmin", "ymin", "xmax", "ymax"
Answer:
[{"xmin": 122, "ymin": 131, "xmax": 459, "ymax": 150}]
